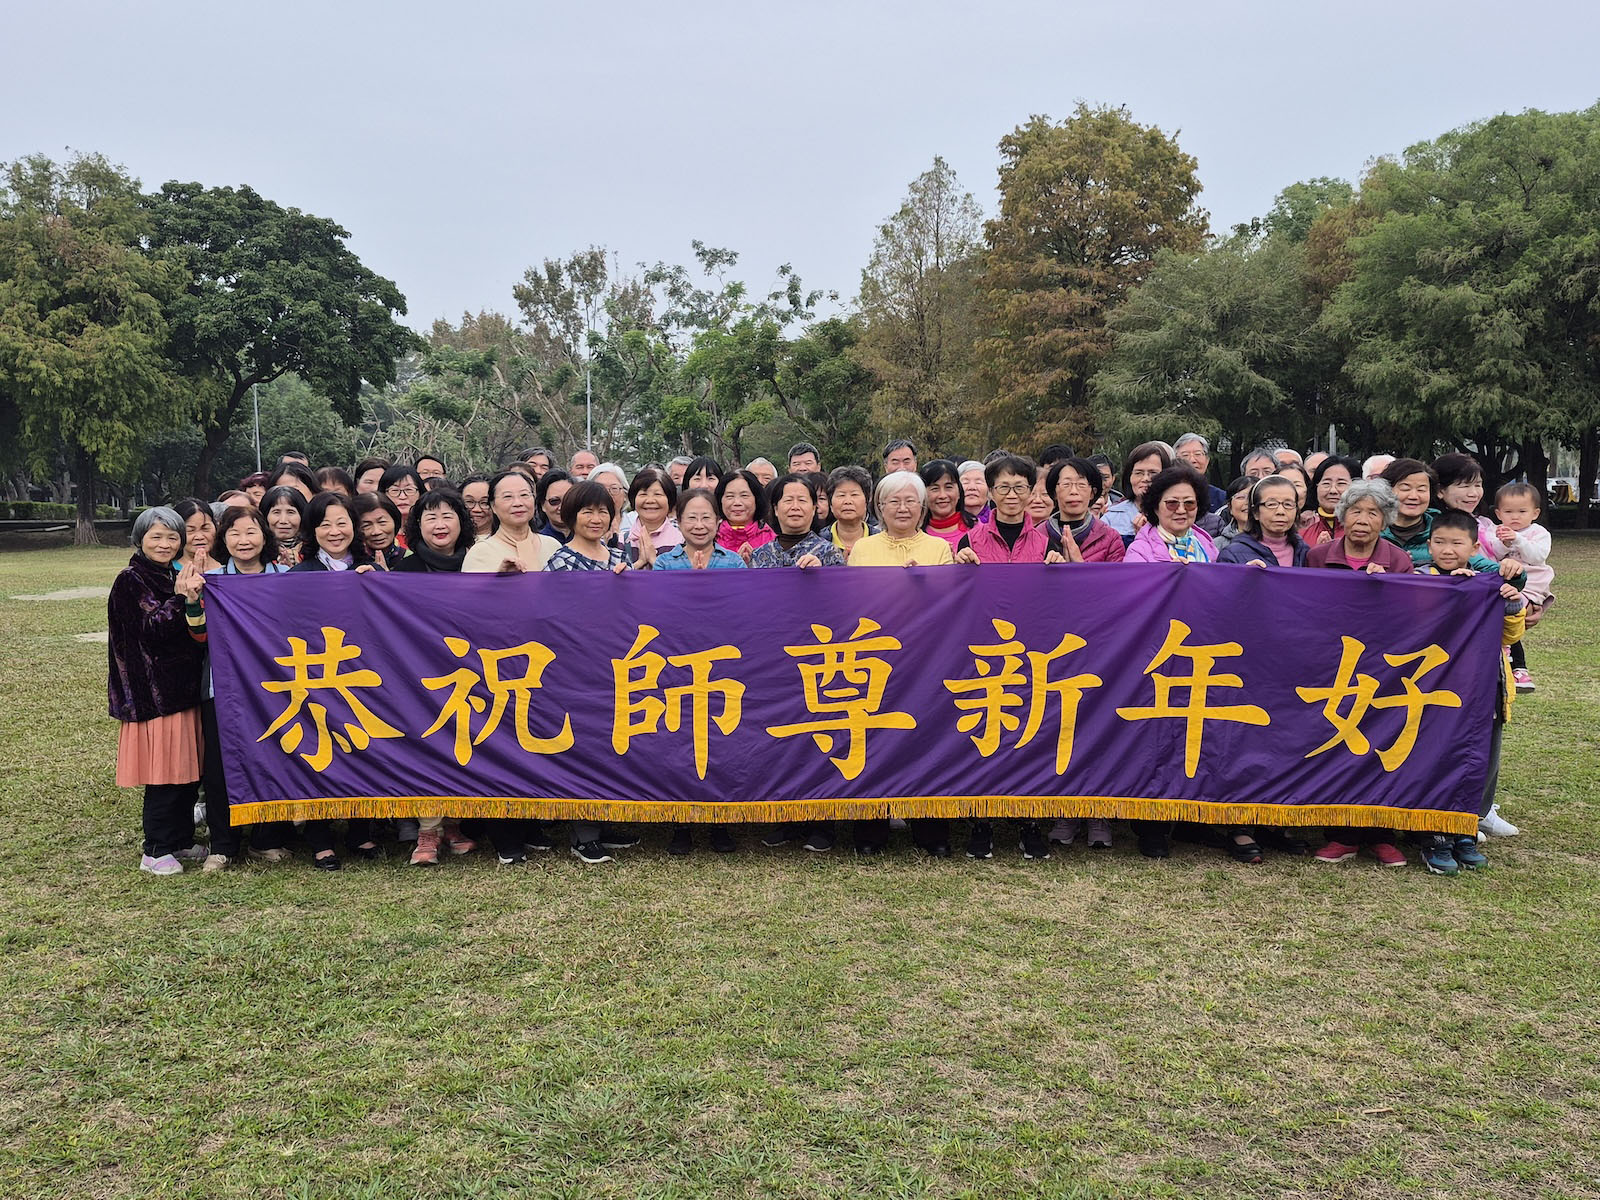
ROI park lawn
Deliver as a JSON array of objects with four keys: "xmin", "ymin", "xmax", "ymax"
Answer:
[{"xmin": 1, "ymin": 542, "xmax": 1598, "ymax": 1200}]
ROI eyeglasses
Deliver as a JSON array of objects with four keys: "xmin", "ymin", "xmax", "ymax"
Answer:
[
  {"xmin": 387, "ymin": 485, "xmax": 419, "ymax": 499},
  {"xmin": 991, "ymin": 483, "xmax": 1029, "ymax": 496},
  {"xmin": 883, "ymin": 497, "xmax": 921, "ymax": 509},
  {"xmin": 1160, "ymin": 498, "xmax": 1198, "ymax": 512},
  {"xmin": 463, "ymin": 499, "xmax": 490, "ymax": 510},
  {"xmin": 1258, "ymin": 499, "xmax": 1298, "ymax": 512}
]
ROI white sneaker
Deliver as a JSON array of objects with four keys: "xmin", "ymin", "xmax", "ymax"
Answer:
[
  {"xmin": 174, "ymin": 843, "xmax": 209, "ymax": 861},
  {"xmin": 1480, "ymin": 805, "xmax": 1519, "ymax": 838},
  {"xmin": 139, "ymin": 854, "xmax": 184, "ymax": 876},
  {"xmin": 1048, "ymin": 818, "xmax": 1080, "ymax": 845},
  {"xmin": 201, "ymin": 853, "xmax": 230, "ymax": 873}
]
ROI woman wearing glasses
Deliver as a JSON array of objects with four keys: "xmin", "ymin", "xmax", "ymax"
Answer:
[
  {"xmin": 458, "ymin": 474, "xmax": 494, "ymax": 538},
  {"xmin": 1218, "ymin": 477, "xmax": 1312, "ymax": 568},
  {"xmin": 1124, "ymin": 465, "xmax": 1217, "ymax": 564}
]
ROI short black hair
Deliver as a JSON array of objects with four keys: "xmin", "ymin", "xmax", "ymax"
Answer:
[
  {"xmin": 353, "ymin": 490, "xmax": 403, "ymax": 533},
  {"xmin": 768, "ymin": 472, "xmax": 818, "ymax": 509},
  {"xmin": 258, "ymin": 485, "xmax": 307, "ymax": 528},
  {"xmin": 270, "ymin": 461, "xmax": 319, "ymax": 495},
  {"xmin": 1310, "ymin": 455, "xmax": 1362, "ymax": 503},
  {"xmin": 826, "ymin": 464, "xmax": 873, "ymax": 500},
  {"xmin": 1243, "ymin": 475, "xmax": 1299, "ymax": 538},
  {"xmin": 675, "ymin": 487, "xmax": 718, "ymax": 522},
  {"xmin": 918, "ymin": 459, "xmax": 961, "ymax": 490},
  {"xmin": 883, "ymin": 438, "xmax": 918, "ymax": 460},
  {"xmin": 682, "ymin": 456, "xmax": 724, "ymax": 488},
  {"xmin": 787, "ymin": 442, "xmax": 820, "ymax": 462},
  {"xmin": 1432, "ymin": 452, "xmax": 1483, "ymax": 493},
  {"xmin": 534, "ymin": 468, "xmax": 572, "ymax": 516},
  {"xmin": 1121, "ymin": 442, "xmax": 1173, "ymax": 490},
  {"xmin": 416, "ymin": 453, "xmax": 447, "ymax": 473},
  {"xmin": 405, "ymin": 487, "xmax": 476, "ymax": 554},
  {"xmin": 214, "ymin": 505, "xmax": 279, "ymax": 567},
  {"xmin": 1429, "ymin": 508, "xmax": 1480, "ymax": 540},
  {"xmin": 1036, "ymin": 444, "xmax": 1074, "ymax": 469},
  {"xmin": 1139, "ymin": 465, "xmax": 1209, "ymax": 525},
  {"xmin": 315, "ymin": 466, "xmax": 355, "ymax": 495},
  {"xmin": 378, "ymin": 463, "xmax": 425, "ymax": 496},
  {"xmin": 1045, "ymin": 456, "xmax": 1103, "ymax": 504},
  {"xmin": 560, "ymin": 479, "xmax": 616, "ymax": 530},
  {"xmin": 1380, "ymin": 457, "xmax": 1436, "ymax": 494},
  {"xmin": 628, "ymin": 467, "xmax": 678, "ymax": 512},
  {"xmin": 984, "ymin": 454, "xmax": 1038, "ymax": 489}
]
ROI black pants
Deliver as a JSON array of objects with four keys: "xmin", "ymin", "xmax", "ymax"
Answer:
[
  {"xmin": 1509, "ymin": 638, "xmax": 1527, "ymax": 670},
  {"xmin": 304, "ymin": 818, "xmax": 375, "ymax": 856},
  {"xmin": 142, "ymin": 783, "xmax": 196, "ymax": 858},
  {"xmin": 200, "ymin": 699, "xmax": 288, "ymax": 858}
]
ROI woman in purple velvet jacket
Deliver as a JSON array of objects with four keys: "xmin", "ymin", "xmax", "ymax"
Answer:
[{"xmin": 108, "ymin": 507, "xmax": 207, "ymax": 876}]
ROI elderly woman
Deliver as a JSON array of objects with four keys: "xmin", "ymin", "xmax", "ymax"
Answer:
[
  {"xmin": 1378, "ymin": 458, "xmax": 1439, "ymax": 566},
  {"xmin": 1046, "ymin": 457, "xmax": 1124, "ymax": 562},
  {"xmin": 1218, "ymin": 476, "xmax": 1311, "ymax": 568},
  {"xmin": 1103, "ymin": 441, "xmax": 1172, "ymax": 542},
  {"xmin": 750, "ymin": 475, "xmax": 846, "ymax": 569},
  {"xmin": 920, "ymin": 460, "xmax": 974, "ymax": 550},
  {"xmin": 109, "ymin": 507, "xmax": 208, "ymax": 875},
  {"xmin": 1124, "ymin": 465, "xmax": 1217, "ymax": 563},
  {"xmin": 1306, "ymin": 478, "xmax": 1415, "ymax": 574},
  {"xmin": 1300, "ymin": 455, "xmax": 1360, "ymax": 547},
  {"xmin": 823, "ymin": 465, "xmax": 878, "ymax": 558},
  {"xmin": 847, "ymin": 470, "xmax": 956, "ymax": 568},
  {"xmin": 618, "ymin": 467, "xmax": 683, "ymax": 561},
  {"xmin": 654, "ymin": 488, "xmax": 746, "ymax": 570},
  {"xmin": 587, "ymin": 462, "xmax": 632, "ymax": 545},
  {"xmin": 849, "ymin": 470, "xmax": 954, "ymax": 855},
  {"xmin": 958, "ymin": 460, "xmax": 989, "ymax": 520},
  {"xmin": 259, "ymin": 485, "xmax": 307, "ymax": 569},
  {"xmin": 463, "ymin": 470, "xmax": 562, "ymax": 575}
]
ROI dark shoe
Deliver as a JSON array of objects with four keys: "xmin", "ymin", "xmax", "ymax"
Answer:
[
  {"xmin": 761, "ymin": 827, "xmax": 798, "ymax": 847},
  {"xmin": 599, "ymin": 827, "xmax": 641, "ymax": 849},
  {"xmin": 667, "ymin": 827, "xmax": 694, "ymax": 857},
  {"xmin": 1453, "ymin": 836, "xmax": 1488, "ymax": 870},
  {"xmin": 1227, "ymin": 837, "xmax": 1263, "ymax": 864},
  {"xmin": 524, "ymin": 824, "xmax": 555, "ymax": 852},
  {"xmin": 1257, "ymin": 828, "xmax": 1307, "ymax": 856},
  {"xmin": 1420, "ymin": 836, "xmax": 1459, "ymax": 876},
  {"xmin": 710, "ymin": 826, "xmax": 736, "ymax": 854},
  {"xmin": 926, "ymin": 841, "xmax": 952, "ymax": 859},
  {"xmin": 855, "ymin": 838, "xmax": 884, "ymax": 856},
  {"xmin": 1020, "ymin": 825, "xmax": 1051, "ymax": 860},
  {"xmin": 572, "ymin": 841, "xmax": 614, "ymax": 864},
  {"xmin": 1137, "ymin": 833, "xmax": 1170, "ymax": 859},
  {"xmin": 496, "ymin": 845, "xmax": 526, "ymax": 865},
  {"xmin": 348, "ymin": 843, "xmax": 382, "ymax": 860},
  {"xmin": 966, "ymin": 825, "xmax": 994, "ymax": 860},
  {"xmin": 1086, "ymin": 818, "xmax": 1113, "ymax": 849},
  {"xmin": 802, "ymin": 828, "xmax": 833, "ymax": 853},
  {"xmin": 313, "ymin": 853, "xmax": 341, "ymax": 872}
]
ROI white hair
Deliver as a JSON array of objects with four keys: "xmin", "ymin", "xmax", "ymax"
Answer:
[
  {"xmin": 957, "ymin": 460, "xmax": 985, "ymax": 477},
  {"xmin": 589, "ymin": 462, "xmax": 628, "ymax": 489},
  {"xmin": 1362, "ymin": 454, "xmax": 1395, "ymax": 479},
  {"xmin": 873, "ymin": 470, "xmax": 927, "ymax": 521}
]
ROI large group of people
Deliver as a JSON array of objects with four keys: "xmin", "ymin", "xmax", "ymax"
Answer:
[{"xmin": 108, "ymin": 433, "xmax": 1554, "ymax": 879}]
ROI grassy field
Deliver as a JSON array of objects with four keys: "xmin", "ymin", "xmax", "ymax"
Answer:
[{"xmin": 2, "ymin": 541, "xmax": 1598, "ymax": 1200}]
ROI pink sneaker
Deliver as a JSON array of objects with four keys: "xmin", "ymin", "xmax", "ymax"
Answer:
[
  {"xmin": 1314, "ymin": 841, "xmax": 1357, "ymax": 863},
  {"xmin": 1368, "ymin": 842, "xmax": 1407, "ymax": 867},
  {"xmin": 139, "ymin": 854, "xmax": 183, "ymax": 876}
]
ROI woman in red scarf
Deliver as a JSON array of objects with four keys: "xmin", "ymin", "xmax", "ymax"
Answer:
[
  {"xmin": 919, "ymin": 460, "xmax": 974, "ymax": 550},
  {"xmin": 714, "ymin": 469, "xmax": 776, "ymax": 563}
]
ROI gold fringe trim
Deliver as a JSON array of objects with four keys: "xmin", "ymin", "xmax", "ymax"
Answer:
[{"xmin": 230, "ymin": 795, "xmax": 1477, "ymax": 837}]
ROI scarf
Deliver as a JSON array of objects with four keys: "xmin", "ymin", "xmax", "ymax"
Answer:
[
  {"xmin": 1064, "ymin": 514, "xmax": 1094, "ymax": 542},
  {"xmin": 1159, "ymin": 526, "xmax": 1210, "ymax": 563},
  {"xmin": 717, "ymin": 520, "xmax": 775, "ymax": 554},
  {"xmin": 413, "ymin": 541, "xmax": 467, "ymax": 572},
  {"xmin": 318, "ymin": 549, "xmax": 354, "ymax": 571}
]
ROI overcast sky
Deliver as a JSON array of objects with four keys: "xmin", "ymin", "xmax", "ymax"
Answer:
[{"xmin": 6, "ymin": 0, "xmax": 1597, "ymax": 331}]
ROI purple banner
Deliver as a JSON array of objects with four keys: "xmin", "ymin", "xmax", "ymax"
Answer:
[{"xmin": 205, "ymin": 565, "xmax": 1504, "ymax": 834}]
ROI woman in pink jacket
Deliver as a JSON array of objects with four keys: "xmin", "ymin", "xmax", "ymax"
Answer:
[{"xmin": 1124, "ymin": 466, "xmax": 1217, "ymax": 564}]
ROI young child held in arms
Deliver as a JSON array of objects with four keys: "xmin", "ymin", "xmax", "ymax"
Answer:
[
  {"xmin": 1482, "ymin": 482, "xmax": 1554, "ymax": 699},
  {"xmin": 1413, "ymin": 509, "xmax": 1526, "ymax": 874}
]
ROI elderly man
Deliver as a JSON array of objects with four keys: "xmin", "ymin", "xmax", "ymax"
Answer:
[
  {"xmin": 569, "ymin": 448, "xmax": 597, "ymax": 481},
  {"xmin": 1363, "ymin": 453, "xmax": 1395, "ymax": 479},
  {"xmin": 1241, "ymin": 447, "xmax": 1279, "ymax": 480},
  {"xmin": 1174, "ymin": 433, "xmax": 1226, "ymax": 513},
  {"xmin": 1303, "ymin": 451, "xmax": 1329, "ymax": 476},
  {"xmin": 746, "ymin": 457, "xmax": 777, "ymax": 489},
  {"xmin": 1273, "ymin": 447, "xmax": 1304, "ymax": 469},
  {"xmin": 667, "ymin": 456, "xmax": 692, "ymax": 488},
  {"xmin": 787, "ymin": 442, "xmax": 821, "ymax": 474},
  {"xmin": 416, "ymin": 453, "xmax": 448, "ymax": 483},
  {"xmin": 883, "ymin": 439, "xmax": 918, "ymax": 474}
]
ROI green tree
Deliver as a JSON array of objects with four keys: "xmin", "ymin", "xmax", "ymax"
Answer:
[
  {"xmin": 0, "ymin": 153, "xmax": 189, "ymax": 543},
  {"xmin": 145, "ymin": 182, "xmax": 416, "ymax": 496},
  {"xmin": 974, "ymin": 105, "xmax": 1209, "ymax": 452},
  {"xmin": 856, "ymin": 157, "xmax": 983, "ymax": 454},
  {"xmin": 1322, "ymin": 105, "xmax": 1600, "ymax": 510},
  {"xmin": 1095, "ymin": 233, "xmax": 1333, "ymax": 472}
]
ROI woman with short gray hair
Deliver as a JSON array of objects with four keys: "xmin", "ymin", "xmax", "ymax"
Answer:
[
  {"xmin": 108, "ymin": 507, "xmax": 208, "ymax": 876},
  {"xmin": 1306, "ymin": 479, "xmax": 1414, "ymax": 573},
  {"xmin": 845, "ymin": 471, "xmax": 953, "ymax": 567}
]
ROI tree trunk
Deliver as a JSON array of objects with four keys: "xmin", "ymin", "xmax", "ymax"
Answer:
[
  {"xmin": 72, "ymin": 443, "xmax": 99, "ymax": 547},
  {"xmin": 191, "ymin": 417, "xmax": 233, "ymax": 499},
  {"xmin": 1519, "ymin": 437, "xmax": 1548, "ymax": 501},
  {"xmin": 1578, "ymin": 426, "xmax": 1599, "ymax": 531}
]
